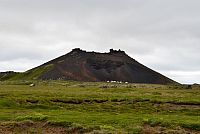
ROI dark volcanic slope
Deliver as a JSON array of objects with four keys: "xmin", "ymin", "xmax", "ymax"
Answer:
[{"xmin": 32, "ymin": 48, "xmax": 176, "ymax": 84}]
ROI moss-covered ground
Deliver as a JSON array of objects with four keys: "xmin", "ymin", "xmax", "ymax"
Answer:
[{"xmin": 0, "ymin": 81, "xmax": 199, "ymax": 133}]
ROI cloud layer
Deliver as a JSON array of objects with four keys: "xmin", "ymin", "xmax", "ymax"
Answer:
[{"xmin": 0, "ymin": 0, "xmax": 200, "ymax": 84}]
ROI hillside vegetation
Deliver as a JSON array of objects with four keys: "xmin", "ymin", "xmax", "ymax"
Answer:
[
  {"xmin": 0, "ymin": 80, "xmax": 199, "ymax": 133},
  {"xmin": 0, "ymin": 64, "xmax": 53, "ymax": 81}
]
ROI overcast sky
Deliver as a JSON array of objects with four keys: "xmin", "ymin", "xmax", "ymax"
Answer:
[{"xmin": 0, "ymin": 0, "xmax": 200, "ymax": 84}]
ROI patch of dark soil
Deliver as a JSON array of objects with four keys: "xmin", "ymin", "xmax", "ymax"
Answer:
[
  {"xmin": 51, "ymin": 98, "xmax": 109, "ymax": 104},
  {"xmin": 26, "ymin": 99, "xmax": 39, "ymax": 104},
  {"xmin": 111, "ymin": 98, "xmax": 151, "ymax": 104},
  {"xmin": 92, "ymin": 99, "xmax": 108, "ymax": 103},
  {"xmin": 84, "ymin": 99, "xmax": 92, "ymax": 103},
  {"xmin": 142, "ymin": 124, "xmax": 200, "ymax": 134},
  {"xmin": 50, "ymin": 99, "xmax": 83, "ymax": 104}
]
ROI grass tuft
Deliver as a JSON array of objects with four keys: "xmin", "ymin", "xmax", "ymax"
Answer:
[{"xmin": 16, "ymin": 113, "xmax": 48, "ymax": 121}]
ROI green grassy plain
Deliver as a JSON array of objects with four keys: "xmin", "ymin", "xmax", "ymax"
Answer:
[{"xmin": 0, "ymin": 80, "xmax": 199, "ymax": 133}]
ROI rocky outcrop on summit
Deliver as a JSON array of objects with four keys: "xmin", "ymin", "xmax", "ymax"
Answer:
[{"xmin": 31, "ymin": 48, "xmax": 176, "ymax": 84}]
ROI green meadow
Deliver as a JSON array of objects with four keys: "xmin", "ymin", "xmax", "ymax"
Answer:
[{"xmin": 0, "ymin": 80, "xmax": 199, "ymax": 133}]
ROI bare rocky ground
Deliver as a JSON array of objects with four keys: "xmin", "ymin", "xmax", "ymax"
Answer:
[
  {"xmin": 0, "ymin": 121, "xmax": 67, "ymax": 134},
  {"xmin": 1, "ymin": 122, "xmax": 200, "ymax": 134},
  {"xmin": 142, "ymin": 125, "xmax": 200, "ymax": 134},
  {"xmin": 0, "ymin": 116, "xmax": 199, "ymax": 134},
  {"xmin": 0, "ymin": 121, "xmax": 98, "ymax": 134}
]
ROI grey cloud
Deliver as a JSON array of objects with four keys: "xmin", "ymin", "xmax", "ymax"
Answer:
[{"xmin": 0, "ymin": 0, "xmax": 200, "ymax": 83}]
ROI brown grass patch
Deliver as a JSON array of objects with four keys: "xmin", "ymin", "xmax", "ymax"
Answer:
[
  {"xmin": 0, "ymin": 121, "xmax": 95, "ymax": 134},
  {"xmin": 142, "ymin": 124, "xmax": 200, "ymax": 134}
]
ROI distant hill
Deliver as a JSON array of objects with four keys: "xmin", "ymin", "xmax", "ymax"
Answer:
[
  {"xmin": 0, "ymin": 71, "xmax": 18, "ymax": 81},
  {"xmin": 0, "ymin": 48, "xmax": 177, "ymax": 84}
]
